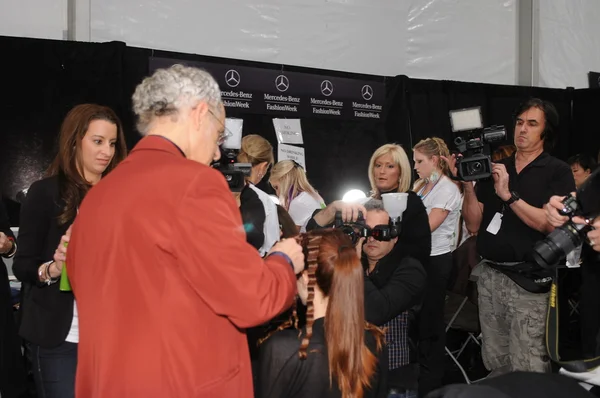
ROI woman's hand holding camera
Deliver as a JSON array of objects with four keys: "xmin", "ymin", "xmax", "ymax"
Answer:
[
  {"xmin": 582, "ymin": 218, "xmax": 599, "ymax": 252},
  {"xmin": 314, "ymin": 200, "xmax": 367, "ymax": 227}
]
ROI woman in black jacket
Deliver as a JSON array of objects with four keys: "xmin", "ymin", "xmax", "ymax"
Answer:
[
  {"xmin": 257, "ymin": 229, "xmax": 388, "ymax": 398},
  {"xmin": 12, "ymin": 104, "xmax": 127, "ymax": 398},
  {"xmin": 0, "ymin": 197, "xmax": 26, "ymax": 398}
]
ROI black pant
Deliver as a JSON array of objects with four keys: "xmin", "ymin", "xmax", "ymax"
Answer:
[
  {"xmin": 581, "ymin": 251, "xmax": 600, "ymax": 358},
  {"xmin": 417, "ymin": 252, "xmax": 452, "ymax": 398},
  {"xmin": 30, "ymin": 341, "xmax": 77, "ymax": 398}
]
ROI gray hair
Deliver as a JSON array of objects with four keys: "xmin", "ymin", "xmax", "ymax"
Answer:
[
  {"xmin": 363, "ymin": 199, "xmax": 386, "ymax": 212},
  {"xmin": 131, "ymin": 64, "xmax": 222, "ymax": 134}
]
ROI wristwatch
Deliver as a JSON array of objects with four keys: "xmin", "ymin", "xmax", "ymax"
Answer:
[{"xmin": 503, "ymin": 191, "xmax": 520, "ymax": 206}]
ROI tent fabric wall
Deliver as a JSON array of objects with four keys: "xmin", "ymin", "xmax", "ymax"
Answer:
[
  {"xmin": 539, "ymin": 0, "xmax": 600, "ymax": 89},
  {"xmin": 90, "ymin": 0, "xmax": 517, "ymax": 84}
]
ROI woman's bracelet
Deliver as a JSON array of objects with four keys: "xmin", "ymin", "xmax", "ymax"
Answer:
[{"xmin": 38, "ymin": 261, "xmax": 58, "ymax": 285}]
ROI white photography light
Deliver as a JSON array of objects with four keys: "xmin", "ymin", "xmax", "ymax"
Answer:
[
  {"xmin": 381, "ymin": 192, "xmax": 408, "ymax": 220},
  {"xmin": 342, "ymin": 189, "xmax": 367, "ymax": 203},
  {"xmin": 449, "ymin": 107, "xmax": 483, "ymax": 133}
]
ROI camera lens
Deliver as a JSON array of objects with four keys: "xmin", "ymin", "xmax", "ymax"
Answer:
[
  {"xmin": 341, "ymin": 225, "xmax": 358, "ymax": 245},
  {"xmin": 471, "ymin": 162, "xmax": 482, "ymax": 172},
  {"xmin": 532, "ymin": 222, "xmax": 585, "ymax": 269}
]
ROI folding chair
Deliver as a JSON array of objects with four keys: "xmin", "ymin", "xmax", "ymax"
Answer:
[{"xmin": 444, "ymin": 263, "xmax": 489, "ymax": 384}]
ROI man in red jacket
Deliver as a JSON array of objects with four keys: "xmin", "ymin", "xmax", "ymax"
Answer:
[{"xmin": 64, "ymin": 64, "xmax": 304, "ymax": 397}]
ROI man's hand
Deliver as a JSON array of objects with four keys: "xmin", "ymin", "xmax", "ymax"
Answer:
[
  {"xmin": 545, "ymin": 195, "xmax": 570, "ymax": 228},
  {"xmin": 269, "ymin": 238, "xmax": 305, "ymax": 274},
  {"xmin": 355, "ymin": 237, "xmax": 365, "ymax": 259},
  {"xmin": 0, "ymin": 232, "xmax": 12, "ymax": 254},
  {"xmin": 440, "ymin": 154, "xmax": 459, "ymax": 178},
  {"xmin": 492, "ymin": 163, "xmax": 511, "ymax": 201}
]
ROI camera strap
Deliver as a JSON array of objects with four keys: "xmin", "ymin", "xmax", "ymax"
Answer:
[{"xmin": 546, "ymin": 271, "xmax": 600, "ymax": 372}]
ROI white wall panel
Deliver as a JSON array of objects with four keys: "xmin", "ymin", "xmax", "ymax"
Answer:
[
  {"xmin": 405, "ymin": 0, "xmax": 517, "ymax": 85},
  {"xmin": 90, "ymin": 0, "xmax": 517, "ymax": 83},
  {"xmin": 91, "ymin": 0, "xmax": 409, "ymax": 76},
  {"xmin": 538, "ymin": 0, "xmax": 600, "ymax": 88},
  {"xmin": 0, "ymin": 0, "xmax": 67, "ymax": 40}
]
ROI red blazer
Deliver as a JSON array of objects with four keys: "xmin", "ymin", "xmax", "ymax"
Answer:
[{"xmin": 67, "ymin": 136, "xmax": 297, "ymax": 397}]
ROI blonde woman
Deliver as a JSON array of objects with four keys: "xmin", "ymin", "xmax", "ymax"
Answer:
[
  {"xmin": 269, "ymin": 160, "xmax": 324, "ymax": 232},
  {"xmin": 367, "ymin": 144, "xmax": 432, "ymax": 265},
  {"xmin": 412, "ymin": 137, "xmax": 462, "ymax": 396},
  {"xmin": 237, "ymin": 135, "xmax": 279, "ymax": 256},
  {"xmin": 310, "ymin": 144, "xmax": 431, "ymax": 268}
]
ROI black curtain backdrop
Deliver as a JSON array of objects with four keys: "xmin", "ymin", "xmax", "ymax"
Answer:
[{"xmin": 1, "ymin": 36, "xmax": 599, "ymax": 225}]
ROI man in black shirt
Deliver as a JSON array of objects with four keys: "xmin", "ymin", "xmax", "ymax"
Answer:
[
  {"xmin": 456, "ymin": 98, "xmax": 575, "ymax": 375},
  {"xmin": 359, "ymin": 199, "xmax": 427, "ymax": 396}
]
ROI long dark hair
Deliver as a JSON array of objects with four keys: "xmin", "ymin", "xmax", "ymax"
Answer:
[
  {"xmin": 46, "ymin": 104, "xmax": 127, "ymax": 225},
  {"xmin": 262, "ymin": 229, "xmax": 384, "ymax": 398}
]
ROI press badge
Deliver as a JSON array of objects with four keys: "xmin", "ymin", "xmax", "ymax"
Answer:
[{"xmin": 486, "ymin": 212, "xmax": 503, "ymax": 235}]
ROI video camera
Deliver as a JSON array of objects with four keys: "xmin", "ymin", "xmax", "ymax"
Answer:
[
  {"xmin": 210, "ymin": 118, "xmax": 251, "ymax": 192},
  {"xmin": 332, "ymin": 193, "xmax": 408, "ymax": 245},
  {"xmin": 211, "ymin": 148, "xmax": 252, "ymax": 192},
  {"xmin": 533, "ymin": 167, "xmax": 600, "ymax": 269},
  {"xmin": 449, "ymin": 107, "xmax": 506, "ymax": 182}
]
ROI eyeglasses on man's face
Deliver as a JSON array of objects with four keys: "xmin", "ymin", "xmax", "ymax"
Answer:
[{"xmin": 208, "ymin": 109, "xmax": 232, "ymax": 146}]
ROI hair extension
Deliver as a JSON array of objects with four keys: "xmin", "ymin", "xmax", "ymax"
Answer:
[{"xmin": 298, "ymin": 234, "xmax": 322, "ymax": 359}]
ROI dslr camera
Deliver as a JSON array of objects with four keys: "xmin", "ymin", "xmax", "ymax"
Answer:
[
  {"xmin": 449, "ymin": 107, "xmax": 506, "ymax": 181},
  {"xmin": 333, "ymin": 193, "xmax": 408, "ymax": 245},
  {"xmin": 533, "ymin": 167, "xmax": 600, "ymax": 269},
  {"xmin": 211, "ymin": 148, "xmax": 252, "ymax": 192},
  {"xmin": 333, "ymin": 211, "xmax": 398, "ymax": 245}
]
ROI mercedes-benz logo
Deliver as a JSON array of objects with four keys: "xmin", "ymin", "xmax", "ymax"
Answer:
[
  {"xmin": 320, "ymin": 80, "xmax": 333, "ymax": 97},
  {"xmin": 361, "ymin": 84, "xmax": 373, "ymax": 101},
  {"xmin": 225, "ymin": 69, "xmax": 240, "ymax": 88},
  {"xmin": 275, "ymin": 75, "xmax": 290, "ymax": 92}
]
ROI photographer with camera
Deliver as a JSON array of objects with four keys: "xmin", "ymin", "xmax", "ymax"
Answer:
[
  {"xmin": 445, "ymin": 98, "xmax": 575, "ymax": 376},
  {"xmin": 545, "ymin": 170, "xmax": 600, "ymax": 361},
  {"xmin": 359, "ymin": 199, "xmax": 427, "ymax": 398}
]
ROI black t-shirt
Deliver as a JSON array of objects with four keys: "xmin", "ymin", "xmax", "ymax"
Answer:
[
  {"xmin": 475, "ymin": 153, "xmax": 575, "ymax": 291},
  {"xmin": 476, "ymin": 152, "xmax": 575, "ymax": 263}
]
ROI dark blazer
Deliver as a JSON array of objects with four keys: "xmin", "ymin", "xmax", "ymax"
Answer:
[
  {"xmin": 0, "ymin": 197, "xmax": 27, "ymax": 398},
  {"xmin": 257, "ymin": 317, "xmax": 388, "ymax": 398},
  {"xmin": 387, "ymin": 191, "xmax": 431, "ymax": 269},
  {"xmin": 12, "ymin": 176, "xmax": 73, "ymax": 348}
]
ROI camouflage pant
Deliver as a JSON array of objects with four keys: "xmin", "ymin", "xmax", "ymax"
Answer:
[{"xmin": 477, "ymin": 264, "xmax": 551, "ymax": 374}]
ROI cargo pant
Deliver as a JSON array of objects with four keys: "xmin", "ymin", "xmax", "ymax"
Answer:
[{"xmin": 477, "ymin": 264, "xmax": 551, "ymax": 374}]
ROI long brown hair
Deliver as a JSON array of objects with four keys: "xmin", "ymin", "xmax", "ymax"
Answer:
[
  {"xmin": 46, "ymin": 104, "xmax": 127, "ymax": 225},
  {"xmin": 262, "ymin": 229, "xmax": 384, "ymax": 398}
]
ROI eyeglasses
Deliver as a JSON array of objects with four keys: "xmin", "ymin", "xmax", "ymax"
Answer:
[{"xmin": 208, "ymin": 109, "xmax": 233, "ymax": 146}]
